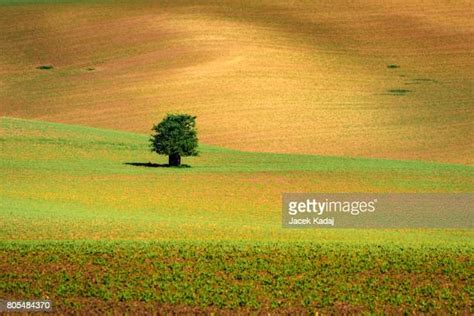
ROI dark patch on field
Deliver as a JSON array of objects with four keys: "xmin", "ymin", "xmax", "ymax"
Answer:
[
  {"xmin": 405, "ymin": 78, "xmax": 438, "ymax": 85},
  {"xmin": 36, "ymin": 65, "xmax": 53, "ymax": 70},
  {"xmin": 387, "ymin": 89, "xmax": 411, "ymax": 96}
]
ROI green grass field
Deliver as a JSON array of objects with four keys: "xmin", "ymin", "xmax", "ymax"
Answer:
[
  {"xmin": 1, "ymin": 117, "xmax": 473, "ymax": 313},
  {"xmin": 2, "ymin": 117, "xmax": 473, "ymax": 241}
]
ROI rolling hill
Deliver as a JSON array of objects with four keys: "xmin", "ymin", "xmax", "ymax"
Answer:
[
  {"xmin": 1, "ymin": 0, "xmax": 472, "ymax": 164},
  {"xmin": 1, "ymin": 1, "xmax": 473, "ymax": 313}
]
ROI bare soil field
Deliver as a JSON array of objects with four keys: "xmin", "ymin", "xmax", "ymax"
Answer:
[{"xmin": 1, "ymin": 0, "xmax": 472, "ymax": 164}]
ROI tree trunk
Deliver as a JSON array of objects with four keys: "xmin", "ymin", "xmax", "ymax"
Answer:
[{"xmin": 168, "ymin": 153, "xmax": 181, "ymax": 166}]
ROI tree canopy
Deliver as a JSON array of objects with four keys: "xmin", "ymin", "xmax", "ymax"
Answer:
[{"xmin": 149, "ymin": 114, "xmax": 198, "ymax": 166}]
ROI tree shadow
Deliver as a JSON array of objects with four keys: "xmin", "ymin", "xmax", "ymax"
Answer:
[{"xmin": 124, "ymin": 162, "xmax": 191, "ymax": 168}]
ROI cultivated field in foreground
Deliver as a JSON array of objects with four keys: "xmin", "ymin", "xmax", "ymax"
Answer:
[
  {"xmin": 1, "ymin": 0, "xmax": 473, "ymax": 164},
  {"xmin": 1, "ymin": 117, "xmax": 473, "ymax": 313},
  {"xmin": 2, "ymin": 242, "xmax": 472, "ymax": 314}
]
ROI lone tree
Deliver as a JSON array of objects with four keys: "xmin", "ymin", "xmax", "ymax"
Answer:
[{"xmin": 150, "ymin": 114, "xmax": 198, "ymax": 166}]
